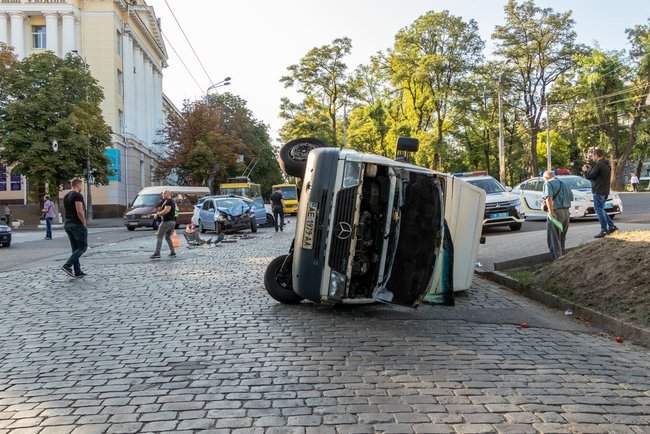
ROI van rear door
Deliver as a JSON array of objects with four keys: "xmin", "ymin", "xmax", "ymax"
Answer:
[{"xmin": 443, "ymin": 176, "xmax": 486, "ymax": 290}]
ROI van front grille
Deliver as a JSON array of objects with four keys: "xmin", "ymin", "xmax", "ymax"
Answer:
[
  {"xmin": 328, "ymin": 187, "xmax": 357, "ymax": 274},
  {"xmin": 311, "ymin": 190, "xmax": 328, "ymax": 257}
]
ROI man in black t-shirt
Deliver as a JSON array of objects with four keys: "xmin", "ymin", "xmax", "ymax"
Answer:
[
  {"xmin": 62, "ymin": 179, "xmax": 88, "ymax": 278},
  {"xmin": 151, "ymin": 190, "xmax": 177, "ymax": 259},
  {"xmin": 270, "ymin": 190, "xmax": 284, "ymax": 232}
]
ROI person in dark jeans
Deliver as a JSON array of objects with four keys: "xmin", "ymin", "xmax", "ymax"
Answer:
[
  {"xmin": 62, "ymin": 179, "xmax": 88, "ymax": 278},
  {"xmin": 270, "ymin": 189, "xmax": 284, "ymax": 232},
  {"xmin": 151, "ymin": 190, "xmax": 177, "ymax": 259},
  {"xmin": 42, "ymin": 195, "xmax": 56, "ymax": 240},
  {"xmin": 583, "ymin": 149, "xmax": 618, "ymax": 238}
]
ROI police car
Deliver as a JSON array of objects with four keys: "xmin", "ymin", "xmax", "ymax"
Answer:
[{"xmin": 455, "ymin": 171, "xmax": 525, "ymax": 231}]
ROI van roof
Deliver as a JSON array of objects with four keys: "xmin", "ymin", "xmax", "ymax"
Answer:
[{"xmin": 136, "ymin": 186, "xmax": 210, "ymax": 195}]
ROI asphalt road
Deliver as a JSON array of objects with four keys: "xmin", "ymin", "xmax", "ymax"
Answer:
[{"xmin": 478, "ymin": 192, "xmax": 650, "ymax": 270}]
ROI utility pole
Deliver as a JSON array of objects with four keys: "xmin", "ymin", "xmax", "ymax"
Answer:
[
  {"xmin": 498, "ymin": 75, "xmax": 506, "ymax": 184},
  {"xmin": 546, "ymin": 97, "xmax": 552, "ymax": 171}
]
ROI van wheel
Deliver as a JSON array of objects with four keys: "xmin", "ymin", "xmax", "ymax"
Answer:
[
  {"xmin": 251, "ymin": 219, "xmax": 258, "ymax": 233},
  {"xmin": 127, "ymin": 226, "xmax": 135, "ymax": 231},
  {"xmin": 264, "ymin": 255, "xmax": 303, "ymax": 304},
  {"xmin": 510, "ymin": 222, "xmax": 522, "ymax": 231},
  {"xmin": 279, "ymin": 137, "xmax": 326, "ymax": 178}
]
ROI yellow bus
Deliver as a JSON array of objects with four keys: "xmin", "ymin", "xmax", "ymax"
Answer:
[
  {"xmin": 272, "ymin": 183, "xmax": 299, "ymax": 215},
  {"xmin": 219, "ymin": 177, "xmax": 261, "ymax": 200}
]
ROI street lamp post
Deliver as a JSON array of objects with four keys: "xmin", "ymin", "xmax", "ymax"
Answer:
[{"xmin": 206, "ymin": 77, "xmax": 231, "ymax": 96}]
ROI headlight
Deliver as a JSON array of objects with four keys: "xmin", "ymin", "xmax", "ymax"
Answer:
[
  {"xmin": 511, "ymin": 198, "xmax": 521, "ymax": 207},
  {"xmin": 328, "ymin": 271, "xmax": 347, "ymax": 297},
  {"xmin": 342, "ymin": 161, "xmax": 362, "ymax": 188}
]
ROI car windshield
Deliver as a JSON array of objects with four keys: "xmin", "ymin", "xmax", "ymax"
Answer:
[
  {"xmin": 216, "ymin": 199, "xmax": 243, "ymax": 209},
  {"xmin": 559, "ymin": 176, "xmax": 592, "ymax": 190},
  {"xmin": 132, "ymin": 194, "xmax": 160, "ymax": 208},
  {"xmin": 275, "ymin": 187, "xmax": 297, "ymax": 200},
  {"xmin": 467, "ymin": 178, "xmax": 506, "ymax": 194}
]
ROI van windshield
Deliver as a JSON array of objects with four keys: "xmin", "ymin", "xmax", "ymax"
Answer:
[
  {"xmin": 274, "ymin": 187, "xmax": 298, "ymax": 200},
  {"xmin": 132, "ymin": 194, "xmax": 160, "ymax": 208}
]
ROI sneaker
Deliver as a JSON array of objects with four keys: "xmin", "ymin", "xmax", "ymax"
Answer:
[
  {"xmin": 607, "ymin": 226, "xmax": 619, "ymax": 234},
  {"xmin": 75, "ymin": 271, "xmax": 87, "ymax": 278},
  {"xmin": 150, "ymin": 254, "xmax": 161, "ymax": 259},
  {"xmin": 594, "ymin": 232, "xmax": 607, "ymax": 239},
  {"xmin": 169, "ymin": 252, "xmax": 176, "ymax": 257},
  {"xmin": 62, "ymin": 265, "xmax": 75, "ymax": 277}
]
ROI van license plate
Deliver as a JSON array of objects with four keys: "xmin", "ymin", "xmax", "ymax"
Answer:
[{"xmin": 302, "ymin": 202, "xmax": 318, "ymax": 250}]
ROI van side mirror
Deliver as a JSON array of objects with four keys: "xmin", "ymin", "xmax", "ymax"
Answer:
[{"xmin": 395, "ymin": 137, "xmax": 419, "ymax": 163}]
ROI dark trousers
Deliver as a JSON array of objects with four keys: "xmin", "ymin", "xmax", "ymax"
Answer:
[
  {"xmin": 64, "ymin": 223, "xmax": 88, "ymax": 274},
  {"xmin": 154, "ymin": 220, "xmax": 176, "ymax": 255},
  {"xmin": 593, "ymin": 194, "xmax": 615, "ymax": 233},
  {"xmin": 45, "ymin": 217, "xmax": 53, "ymax": 239},
  {"xmin": 632, "ymin": 183, "xmax": 639, "ymax": 192},
  {"xmin": 273, "ymin": 206, "xmax": 284, "ymax": 232},
  {"xmin": 547, "ymin": 208, "xmax": 570, "ymax": 260}
]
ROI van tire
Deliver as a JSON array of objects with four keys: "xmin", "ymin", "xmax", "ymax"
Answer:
[
  {"xmin": 264, "ymin": 255, "xmax": 303, "ymax": 304},
  {"xmin": 279, "ymin": 137, "xmax": 326, "ymax": 178},
  {"xmin": 127, "ymin": 226, "xmax": 135, "ymax": 231}
]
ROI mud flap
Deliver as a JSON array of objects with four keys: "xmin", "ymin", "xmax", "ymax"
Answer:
[{"xmin": 424, "ymin": 220, "xmax": 455, "ymax": 306}]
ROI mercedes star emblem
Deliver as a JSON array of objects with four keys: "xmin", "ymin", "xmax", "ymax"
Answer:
[{"xmin": 336, "ymin": 222, "xmax": 353, "ymax": 240}]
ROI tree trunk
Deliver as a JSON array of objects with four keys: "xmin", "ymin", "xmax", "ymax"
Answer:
[
  {"xmin": 529, "ymin": 125, "xmax": 539, "ymax": 177},
  {"xmin": 614, "ymin": 116, "xmax": 641, "ymax": 191}
]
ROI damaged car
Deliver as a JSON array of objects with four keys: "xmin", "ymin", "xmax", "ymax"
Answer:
[{"xmin": 264, "ymin": 137, "xmax": 486, "ymax": 308}]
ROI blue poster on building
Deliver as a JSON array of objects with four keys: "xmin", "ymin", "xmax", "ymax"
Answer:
[{"xmin": 105, "ymin": 149, "xmax": 121, "ymax": 182}]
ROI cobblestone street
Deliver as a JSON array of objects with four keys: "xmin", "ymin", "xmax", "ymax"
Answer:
[{"xmin": 1, "ymin": 228, "xmax": 649, "ymax": 434}]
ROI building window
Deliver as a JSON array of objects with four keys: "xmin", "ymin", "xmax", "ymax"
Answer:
[
  {"xmin": 118, "ymin": 109, "xmax": 124, "ymax": 134},
  {"xmin": 150, "ymin": 164, "xmax": 155, "ymax": 184},
  {"xmin": 117, "ymin": 70, "xmax": 124, "ymax": 98},
  {"xmin": 32, "ymin": 26, "xmax": 46, "ymax": 49},
  {"xmin": 0, "ymin": 165, "xmax": 6, "ymax": 191},
  {"xmin": 116, "ymin": 30, "xmax": 123, "ymax": 56},
  {"xmin": 10, "ymin": 170, "xmax": 21, "ymax": 191}
]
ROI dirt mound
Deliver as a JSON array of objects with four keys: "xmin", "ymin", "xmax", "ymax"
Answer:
[{"xmin": 532, "ymin": 230, "xmax": 650, "ymax": 328}]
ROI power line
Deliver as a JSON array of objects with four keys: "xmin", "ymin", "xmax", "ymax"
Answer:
[
  {"xmin": 162, "ymin": 31, "xmax": 204, "ymax": 94},
  {"xmin": 549, "ymin": 82, "xmax": 649, "ymax": 107},
  {"xmin": 163, "ymin": 0, "xmax": 214, "ymax": 87}
]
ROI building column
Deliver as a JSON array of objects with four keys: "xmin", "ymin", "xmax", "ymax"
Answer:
[
  {"xmin": 154, "ymin": 70, "xmax": 163, "ymax": 146},
  {"xmin": 144, "ymin": 60, "xmax": 154, "ymax": 147},
  {"xmin": 9, "ymin": 13, "xmax": 25, "ymax": 59},
  {"xmin": 0, "ymin": 14, "xmax": 8, "ymax": 45},
  {"xmin": 122, "ymin": 32, "xmax": 136, "ymax": 137},
  {"xmin": 44, "ymin": 12, "xmax": 59, "ymax": 55},
  {"xmin": 134, "ymin": 46, "xmax": 146, "ymax": 143},
  {"xmin": 61, "ymin": 13, "xmax": 75, "ymax": 55}
]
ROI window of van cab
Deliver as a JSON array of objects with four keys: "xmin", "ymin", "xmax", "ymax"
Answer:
[{"xmin": 132, "ymin": 194, "xmax": 160, "ymax": 207}]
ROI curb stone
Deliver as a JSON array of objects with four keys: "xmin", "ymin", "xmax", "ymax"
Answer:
[{"xmin": 475, "ymin": 269, "xmax": 650, "ymax": 348}]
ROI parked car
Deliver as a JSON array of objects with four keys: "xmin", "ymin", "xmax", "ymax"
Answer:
[
  {"xmin": 241, "ymin": 196, "xmax": 274, "ymax": 227},
  {"xmin": 513, "ymin": 175, "xmax": 624, "ymax": 220},
  {"xmin": 196, "ymin": 196, "xmax": 257, "ymax": 234},
  {"xmin": 124, "ymin": 186, "xmax": 210, "ymax": 231},
  {"xmin": 264, "ymin": 137, "xmax": 486, "ymax": 307},
  {"xmin": 455, "ymin": 172, "xmax": 526, "ymax": 231},
  {"xmin": 0, "ymin": 223, "xmax": 11, "ymax": 247}
]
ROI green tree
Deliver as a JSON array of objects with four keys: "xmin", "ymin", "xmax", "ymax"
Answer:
[
  {"xmin": 0, "ymin": 50, "xmax": 111, "ymax": 198},
  {"xmin": 280, "ymin": 37, "xmax": 353, "ymax": 147},
  {"xmin": 493, "ymin": 0, "xmax": 581, "ymax": 177},
  {"xmin": 388, "ymin": 10, "xmax": 484, "ymax": 169}
]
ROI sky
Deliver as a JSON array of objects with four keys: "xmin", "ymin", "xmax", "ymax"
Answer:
[{"xmin": 148, "ymin": 0, "xmax": 650, "ymax": 143}]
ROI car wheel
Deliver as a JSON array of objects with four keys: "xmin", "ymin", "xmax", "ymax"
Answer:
[
  {"xmin": 264, "ymin": 255, "xmax": 303, "ymax": 304},
  {"xmin": 279, "ymin": 137, "xmax": 326, "ymax": 179},
  {"xmin": 266, "ymin": 213, "xmax": 274, "ymax": 227},
  {"xmin": 127, "ymin": 226, "xmax": 135, "ymax": 231},
  {"xmin": 251, "ymin": 219, "xmax": 258, "ymax": 233},
  {"xmin": 199, "ymin": 220, "xmax": 206, "ymax": 234},
  {"xmin": 510, "ymin": 222, "xmax": 522, "ymax": 231}
]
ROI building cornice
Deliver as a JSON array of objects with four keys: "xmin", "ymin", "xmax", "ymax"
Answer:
[{"xmin": 127, "ymin": 4, "xmax": 167, "ymax": 67}]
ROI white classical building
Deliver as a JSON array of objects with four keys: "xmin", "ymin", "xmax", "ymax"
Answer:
[{"xmin": 0, "ymin": 0, "xmax": 174, "ymax": 217}]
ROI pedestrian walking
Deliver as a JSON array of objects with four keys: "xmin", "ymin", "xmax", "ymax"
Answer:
[
  {"xmin": 3, "ymin": 204, "xmax": 10, "ymax": 226},
  {"xmin": 270, "ymin": 189, "xmax": 284, "ymax": 232},
  {"xmin": 542, "ymin": 171, "xmax": 573, "ymax": 260},
  {"xmin": 150, "ymin": 190, "xmax": 177, "ymax": 259},
  {"xmin": 583, "ymin": 149, "xmax": 618, "ymax": 238},
  {"xmin": 42, "ymin": 195, "xmax": 56, "ymax": 240},
  {"xmin": 62, "ymin": 179, "xmax": 88, "ymax": 278},
  {"xmin": 630, "ymin": 173, "xmax": 640, "ymax": 192}
]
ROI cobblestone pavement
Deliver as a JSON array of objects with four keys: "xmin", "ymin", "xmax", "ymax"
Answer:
[{"xmin": 1, "ymin": 228, "xmax": 649, "ymax": 434}]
